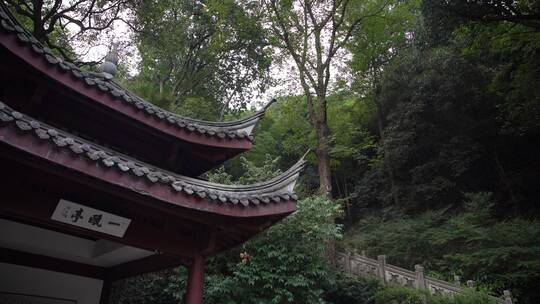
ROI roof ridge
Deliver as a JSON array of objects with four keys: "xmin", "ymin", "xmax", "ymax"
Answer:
[
  {"xmin": 0, "ymin": 101, "xmax": 305, "ymax": 207},
  {"xmin": 105, "ymin": 80, "xmax": 271, "ymax": 129},
  {"xmin": 0, "ymin": 2, "xmax": 274, "ymax": 140}
]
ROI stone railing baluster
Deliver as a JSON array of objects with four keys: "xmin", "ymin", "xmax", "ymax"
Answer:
[
  {"xmin": 503, "ymin": 290, "xmax": 513, "ymax": 304},
  {"xmin": 377, "ymin": 255, "xmax": 387, "ymax": 283},
  {"xmin": 454, "ymin": 275, "xmax": 461, "ymax": 287},
  {"xmin": 415, "ymin": 265, "xmax": 426, "ymax": 291}
]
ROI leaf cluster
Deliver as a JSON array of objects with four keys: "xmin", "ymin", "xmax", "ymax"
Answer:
[{"xmin": 131, "ymin": 0, "xmax": 271, "ymax": 119}]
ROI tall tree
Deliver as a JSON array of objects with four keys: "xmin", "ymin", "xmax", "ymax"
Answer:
[
  {"xmin": 424, "ymin": 0, "xmax": 540, "ymax": 32},
  {"xmin": 133, "ymin": 0, "xmax": 271, "ymax": 119},
  {"xmin": 347, "ymin": 0, "xmax": 419, "ymax": 206},
  {"xmin": 348, "ymin": 0, "xmax": 418, "ymax": 138},
  {"xmin": 261, "ymin": 0, "xmax": 390, "ymax": 195}
]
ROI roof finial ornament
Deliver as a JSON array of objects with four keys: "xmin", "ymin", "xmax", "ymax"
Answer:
[
  {"xmin": 262, "ymin": 98, "xmax": 277, "ymax": 111},
  {"xmin": 300, "ymin": 149, "xmax": 312, "ymax": 161},
  {"xmin": 100, "ymin": 43, "xmax": 119, "ymax": 79}
]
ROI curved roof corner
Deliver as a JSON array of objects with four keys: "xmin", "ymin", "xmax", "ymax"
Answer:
[
  {"xmin": 0, "ymin": 100, "xmax": 305, "ymax": 216},
  {"xmin": 0, "ymin": 2, "xmax": 273, "ymax": 146}
]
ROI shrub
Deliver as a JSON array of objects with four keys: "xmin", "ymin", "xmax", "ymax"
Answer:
[
  {"xmin": 324, "ymin": 274, "xmax": 381, "ymax": 304},
  {"xmin": 373, "ymin": 285, "xmax": 427, "ymax": 304},
  {"xmin": 209, "ymin": 196, "xmax": 342, "ymax": 303},
  {"xmin": 373, "ymin": 285, "xmax": 498, "ymax": 304},
  {"xmin": 446, "ymin": 289, "xmax": 498, "ymax": 304},
  {"xmin": 343, "ymin": 192, "xmax": 540, "ymax": 303}
]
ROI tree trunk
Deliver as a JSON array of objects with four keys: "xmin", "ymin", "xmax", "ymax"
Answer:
[
  {"xmin": 374, "ymin": 80, "xmax": 399, "ymax": 207},
  {"xmin": 315, "ymin": 120, "xmax": 332, "ymax": 197},
  {"xmin": 494, "ymin": 148, "xmax": 517, "ymax": 210},
  {"xmin": 32, "ymin": 0, "xmax": 45, "ymax": 43},
  {"xmin": 219, "ymin": 96, "xmax": 231, "ymax": 122},
  {"xmin": 373, "ymin": 74, "xmax": 385, "ymax": 140},
  {"xmin": 375, "ymin": 100, "xmax": 385, "ymax": 140},
  {"xmin": 159, "ymin": 80, "xmax": 164, "ymax": 99},
  {"xmin": 375, "ymin": 100, "xmax": 398, "ymax": 206}
]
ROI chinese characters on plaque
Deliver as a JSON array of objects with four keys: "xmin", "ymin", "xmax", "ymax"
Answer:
[{"xmin": 51, "ymin": 199, "xmax": 131, "ymax": 237}]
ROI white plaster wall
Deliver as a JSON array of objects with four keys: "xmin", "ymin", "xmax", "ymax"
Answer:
[{"xmin": 0, "ymin": 263, "xmax": 103, "ymax": 304}]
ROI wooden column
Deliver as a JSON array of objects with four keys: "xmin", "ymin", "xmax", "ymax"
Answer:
[{"xmin": 185, "ymin": 254, "xmax": 205, "ymax": 304}]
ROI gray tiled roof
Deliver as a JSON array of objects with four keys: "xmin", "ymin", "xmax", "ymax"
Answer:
[
  {"xmin": 0, "ymin": 101, "xmax": 304, "ymax": 207},
  {"xmin": 0, "ymin": 3, "xmax": 273, "ymax": 141}
]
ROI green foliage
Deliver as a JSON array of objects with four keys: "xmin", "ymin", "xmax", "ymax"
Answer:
[
  {"xmin": 353, "ymin": 44, "xmax": 491, "ymax": 215},
  {"xmin": 373, "ymin": 286, "xmax": 497, "ymax": 304},
  {"xmin": 108, "ymin": 0, "xmax": 540, "ymax": 302},
  {"xmin": 460, "ymin": 23, "xmax": 540, "ymax": 136},
  {"xmin": 348, "ymin": 0, "xmax": 420, "ymax": 88},
  {"xmin": 445, "ymin": 290, "xmax": 498, "ymax": 304},
  {"xmin": 343, "ymin": 4, "xmax": 540, "ymax": 301},
  {"xmin": 203, "ymin": 196, "xmax": 342, "ymax": 304},
  {"xmin": 373, "ymin": 285, "xmax": 426, "ymax": 304},
  {"xmin": 352, "ymin": 20, "xmax": 540, "ymax": 216},
  {"xmin": 238, "ymin": 154, "xmax": 283, "ymax": 184},
  {"xmin": 169, "ymin": 97, "xmax": 220, "ymax": 121},
  {"xmin": 130, "ymin": 0, "xmax": 271, "ymax": 119},
  {"xmin": 109, "ymin": 270, "xmax": 177, "ymax": 304},
  {"xmin": 159, "ymin": 196, "xmax": 343, "ymax": 304},
  {"xmin": 235, "ymin": 94, "xmax": 379, "ymax": 200},
  {"xmin": 206, "ymin": 154, "xmax": 282, "ymax": 185},
  {"xmin": 323, "ymin": 277, "xmax": 498, "ymax": 304},
  {"xmin": 343, "ymin": 192, "xmax": 540, "ymax": 303},
  {"xmin": 206, "ymin": 166, "xmax": 234, "ymax": 184},
  {"xmin": 323, "ymin": 274, "xmax": 381, "ymax": 304},
  {"xmin": 422, "ymin": 0, "xmax": 540, "ymax": 46}
]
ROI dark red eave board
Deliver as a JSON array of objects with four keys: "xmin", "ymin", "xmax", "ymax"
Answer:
[{"xmin": 0, "ymin": 126, "xmax": 297, "ymax": 218}]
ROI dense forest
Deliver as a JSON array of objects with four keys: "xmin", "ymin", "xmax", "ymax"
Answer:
[{"xmin": 8, "ymin": 0, "xmax": 540, "ymax": 303}]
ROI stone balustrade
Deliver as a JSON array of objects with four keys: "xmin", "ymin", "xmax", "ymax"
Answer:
[{"xmin": 335, "ymin": 250, "xmax": 514, "ymax": 303}]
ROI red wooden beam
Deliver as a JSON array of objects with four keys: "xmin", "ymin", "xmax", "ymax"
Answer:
[
  {"xmin": 0, "ymin": 247, "xmax": 106, "ymax": 280},
  {"xmin": 108, "ymin": 253, "xmax": 188, "ymax": 281},
  {"xmin": 0, "ymin": 247, "xmax": 188, "ymax": 284}
]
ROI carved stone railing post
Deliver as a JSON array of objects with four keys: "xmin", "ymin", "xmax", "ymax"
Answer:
[
  {"xmin": 344, "ymin": 252, "xmax": 351, "ymax": 274},
  {"xmin": 350, "ymin": 250, "xmax": 357, "ymax": 274},
  {"xmin": 503, "ymin": 290, "xmax": 513, "ymax": 304},
  {"xmin": 466, "ymin": 280, "xmax": 475, "ymax": 289},
  {"xmin": 454, "ymin": 275, "xmax": 461, "ymax": 287},
  {"xmin": 361, "ymin": 250, "xmax": 367, "ymax": 257},
  {"xmin": 415, "ymin": 265, "xmax": 426, "ymax": 290},
  {"xmin": 377, "ymin": 255, "xmax": 387, "ymax": 283},
  {"xmin": 348, "ymin": 252, "xmax": 354, "ymax": 275}
]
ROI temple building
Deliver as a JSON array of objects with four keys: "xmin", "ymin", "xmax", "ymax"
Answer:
[{"xmin": 0, "ymin": 3, "xmax": 304, "ymax": 304}]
